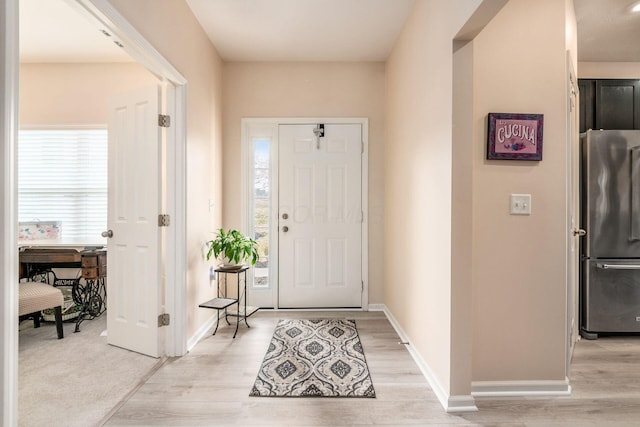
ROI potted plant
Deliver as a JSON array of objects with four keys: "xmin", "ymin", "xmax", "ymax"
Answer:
[{"xmin": 205, "ymin": 228, "xmax": 259, "ymax": 269}]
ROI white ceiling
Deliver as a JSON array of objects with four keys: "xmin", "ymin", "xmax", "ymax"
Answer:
[
  {"xmin": 185, "ymin": 0, "xmax": 415, "ymax": 61},
  {"xmin": 18, "ymin": 0, "xmax": 640, "ymax": 64},
  {"xmin": 575, "ymin": 0, "xmax": 640, "ymax": 62},
  {"xmin": 19, "ymin": 0, "xmax": 130, "ymax": 63}
]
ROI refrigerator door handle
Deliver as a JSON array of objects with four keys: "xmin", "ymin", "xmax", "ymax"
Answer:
[
  {"xmin": 630, "ymin": 146, "xmax": 640, "ymax": 240},
  {"xmin": 596, "ymin": 263, "xmax": 640, "ymax": 270}
]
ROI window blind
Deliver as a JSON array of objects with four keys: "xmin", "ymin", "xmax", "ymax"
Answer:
[{"xmin": 18, "ymin": 129, "xmax": 107, "ymax": 242}]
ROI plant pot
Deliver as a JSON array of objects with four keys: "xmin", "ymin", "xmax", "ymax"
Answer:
[{"xmin": 218, "ymin": 256, "xmax": 245, "ymax": 270}]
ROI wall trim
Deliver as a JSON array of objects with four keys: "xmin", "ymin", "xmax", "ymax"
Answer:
[
  {"xmin": 447, "ymin": 395, "xmax": 479, "ymax": 413},
  {"xmin": 472, "ymin": 379, "xmax": 572, "ymax": 397},
  {"xmin": 1, "ymin": 1, "xmax": 19, "ymax": 424},
  {"xmin": 376, "ymin": 304, "xmax": 478, "ymax": 413},
  {"xmin": 187, "ymin": 313, "xmax": 220, "ymax": 353},
  {"xmin": 374, "ymin": 304, "xmax": 572, "ymax": 405}
]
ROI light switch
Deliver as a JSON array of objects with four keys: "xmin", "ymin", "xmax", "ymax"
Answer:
[{"xmin": 510, "ymin": 194, "xmax": 531, "ymax": 215}]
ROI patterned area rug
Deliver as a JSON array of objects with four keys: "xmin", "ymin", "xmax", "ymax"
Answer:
[{"xmin": 250, "ymin": 319, "xmax": 376, "ymax": 397}]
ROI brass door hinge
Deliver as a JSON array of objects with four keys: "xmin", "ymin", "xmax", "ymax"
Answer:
[
  {"xmin": 158, "ymin": 214, "xmax": 170, "ymax": 227},
  {"xmin": 158, "ymin": 313, "xmax": 170, "ymax": 327},
  {"xmin": 158, "ymin": 114, "xmax": 171, "ymax": 127}
]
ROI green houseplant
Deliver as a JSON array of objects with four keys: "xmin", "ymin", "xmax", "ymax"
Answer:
[{"xmin": 205, "ymin": 228, "xmax": 259, "ymax": 267}]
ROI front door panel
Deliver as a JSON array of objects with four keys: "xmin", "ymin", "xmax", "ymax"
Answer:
[{"xmin": 278, "ymin": 124, "xmax": 362, "ymax": 308}]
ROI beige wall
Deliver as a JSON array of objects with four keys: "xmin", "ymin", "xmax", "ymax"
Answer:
[
  {"xmin": 20, "ymin": 63, "xmax": 158, "ymax": 125},
  {"xmin": 108, "ymin": 0, "xmax": 224, "ymax": 339},
  {"xmin": 385, "ymin": 0, "xmax": 484, "ymax": 398},
  {"xmin": 386, "ymin": 0, "xmax": 574, "ymax": 400},
  {"xmin": 471, "ymin": 0, "xmax": 570, "ymax": 381},
  {"xmin": 222, "ymin": 62, "xmax": 386, "ymax": 303},
  {"xmin": 578, "ymin": 62, "xmax": 640, "ymax": 78}
]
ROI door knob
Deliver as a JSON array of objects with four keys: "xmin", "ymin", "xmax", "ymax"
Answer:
[
  {"xmin": 282, "ymin": 226, "xmax": 289, "ymax": 232},
  {"xmin": 573, "ymin": 229, "xmax": 586, "ymax": 236},
  {"xmin": 101, "ymin": 230, "xmax": 114, "ymax": 238}
]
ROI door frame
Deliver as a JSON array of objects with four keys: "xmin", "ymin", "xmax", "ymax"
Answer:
[
  {"xmin": 2, "ymin": 0, "xmax": 189, "ymax": 422},
  {"xmin": 241, "ymin": 118, "xmax": 369, "ymax": 310},
  {"xmin": 566, "ymin": 52, "xmax": 580, "ymax": 374},
  {"xmin": 72, "ymin": 0, "xmax": 188, "ymax": 358},
  {"xmin": 1, "ymin": 1, "xmax": 19, "ymax": 424}
]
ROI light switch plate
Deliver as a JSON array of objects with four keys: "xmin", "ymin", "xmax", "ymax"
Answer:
[{"xmin": 510, "ymin": 194, "xmax": 531, "ymax": 215}]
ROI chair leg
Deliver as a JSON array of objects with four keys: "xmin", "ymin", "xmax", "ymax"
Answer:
[
  {"xmin": 33, "ymin": 312, "xmax": 41, "ymax": 329},
  {"xmin": 54, "ymin": 306, "xmax": 64, "ymax": 339}
]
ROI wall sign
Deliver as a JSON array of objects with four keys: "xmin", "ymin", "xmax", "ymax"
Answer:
[{"xmin": 487, "ymin": 113, "xmax": 544, "ymax": 161}]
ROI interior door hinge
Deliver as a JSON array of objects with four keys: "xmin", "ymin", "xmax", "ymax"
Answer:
[
  {"xmin": 158, "ymin": 214, "xmax": 171, "ymax": 227},
  {"xmin": 158, "ymin": 114, "xmax": 171, "ymax": 128},
  {"xmin": 362, "ymin": 280, "xmax": 364, "ymax": 293},
  {"xmin": 158, "ymin": 313, "xmax": 170, "ymax": 327},
  {"xmin": 361, "ymin": 141, "xmax": 364, "ymax": 154}
]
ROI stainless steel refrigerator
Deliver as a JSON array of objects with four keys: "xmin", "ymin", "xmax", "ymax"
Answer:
[{"xmin": 580, "ymin": 129, "xmax": 640, "ymax": 339}]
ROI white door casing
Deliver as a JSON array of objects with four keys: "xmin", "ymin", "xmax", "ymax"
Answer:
[
  {"xmin": 107, "ymin": 85, "xmax": 162, "ymax": 357},
  {"xmin": 567, "ymin": 55, "xmax": 580, "ymax": 373},
  {"xmin": 278, "ymin": 124, "xmax": 362, "ymax": 308}
]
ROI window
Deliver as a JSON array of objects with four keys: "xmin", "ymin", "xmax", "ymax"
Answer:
[
  {"xmin": 252, "ymin": 138, "xmax": 271, "ymax": 288},
  {"xmin": 18, "ymin": 129, "xmax": 108, "ymax": 242}
]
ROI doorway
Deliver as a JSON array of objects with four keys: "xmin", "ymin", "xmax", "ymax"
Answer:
[
  {"xmin": 18, "ymin": 5, "xmax": 175, "ymax": 356},
  {"xmin": 243, "ymin": 118, "xmax": 369, "ymax": 310},
  {"xmin": 3, "ymin": 0, "xmax": 188, "ymax": 423}
]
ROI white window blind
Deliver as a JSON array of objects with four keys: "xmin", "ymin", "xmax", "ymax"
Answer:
[{"xmin": 18, "ymin": 129, "xmax": 107, "ymax": 242}]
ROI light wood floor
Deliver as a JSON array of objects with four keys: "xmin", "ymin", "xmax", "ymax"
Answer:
[{"xmin": 104, "ymin": 311, "xmax": 640, "ymax": 426}]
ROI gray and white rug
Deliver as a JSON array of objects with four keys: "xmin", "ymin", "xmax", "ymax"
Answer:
[{"xmin": 250, "ymin": 318, "xmax": 375, "ymax": 397}]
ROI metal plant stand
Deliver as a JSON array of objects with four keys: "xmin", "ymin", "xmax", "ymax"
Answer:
[{"xmin": 198, "ymin": 266, "xmax": 259, "ymax": 338}]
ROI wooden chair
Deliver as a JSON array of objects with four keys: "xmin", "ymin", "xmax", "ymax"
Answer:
[{"xmin": 18, "ymin": 281, "xmax": 64, "ymax": 339}]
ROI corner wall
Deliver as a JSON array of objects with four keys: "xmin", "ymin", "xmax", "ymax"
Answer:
[
  {"xmin": 108, "ymin": 0, "xmax": 224, "ymax": 340},
  {"xmin": 384, "ymin": 0, "xmax": 483, "ymax": 404},
  {"xmin": 471, "ymin": 0, "xmax": 570, "ymax": 384},
  {"xmin": 386, "ymin": 0, "xmax": 574, "ymax": 407}
]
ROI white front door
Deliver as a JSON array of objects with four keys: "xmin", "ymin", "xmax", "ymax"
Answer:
[
  {"xmin": 278, "ymin": 124, "xmax": 362, "ymax": 308},
  {"xmin": 107, "ymin": 85, "xmax": 162, "ymax": 357}
]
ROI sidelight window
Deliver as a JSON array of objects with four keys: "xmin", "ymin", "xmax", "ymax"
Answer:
[{"xmin": 251, "ymin": 138, "xmax": 271, "ymax": 288}]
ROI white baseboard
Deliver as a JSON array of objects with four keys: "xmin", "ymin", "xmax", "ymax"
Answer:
[
  {"xmin": 376, "ymin": 304, "xmax": 478, "ymax": 413},
  {"xmin": 472, "ymin": 378, "xmax": 572, "ymax": 397},
  {"xmin": 447, "ymin": 395, "xmax": 479, "ymax": 413},
  {"xmin": 187, "ymin": 312, "xmax": 222, "ymax": 353}
]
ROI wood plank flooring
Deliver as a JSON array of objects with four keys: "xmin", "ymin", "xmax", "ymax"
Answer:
[{"xmin": 104, "ymin": 311, "xmax": 640, "ymax": 426}]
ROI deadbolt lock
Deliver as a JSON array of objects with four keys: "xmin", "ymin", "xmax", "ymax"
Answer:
[{"xmin": 282, "ymin": 213, "xmax": 289, "ymax": 220}]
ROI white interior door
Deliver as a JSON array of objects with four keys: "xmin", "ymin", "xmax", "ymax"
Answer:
[
  {"xmin": 278, "ymin": 124, "xmax": 362, "ymax": 308},
  {"xmin": 107, "ymin": 85, "xmax": 162, "ymax": 357}
]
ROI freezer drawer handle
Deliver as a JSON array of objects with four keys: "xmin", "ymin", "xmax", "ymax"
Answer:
[{"xmin": 596, "ymin": 263, "xmax": 640, "ymax": 270}]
